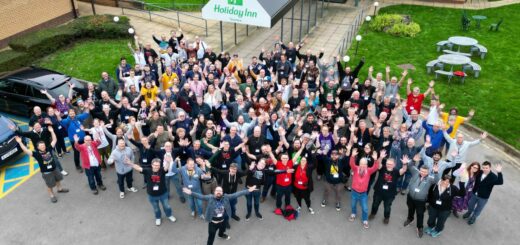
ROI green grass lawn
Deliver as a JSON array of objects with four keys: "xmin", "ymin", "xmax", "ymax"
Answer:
[
  {"xmin": 143, "ymin": 0, "xmax": 207, "ymax": 11},
  {"xmin": 37, "ymin": 39, "xmax": 132, "ymax": 83},
  {"xmin": 346, "ymin": 4, "xmax": 520, "ymax": 149}
]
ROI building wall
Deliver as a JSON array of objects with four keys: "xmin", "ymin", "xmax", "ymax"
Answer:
[{"xmin": 0, "ymin": 0, "xmax": 76, "ymax": 48}]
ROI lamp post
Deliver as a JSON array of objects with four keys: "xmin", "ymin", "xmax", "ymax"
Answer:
[
  {"xmin": 364, "ymin": 16, "xmax": 371, "ymax": 34},
  {"xmin": 355, "ymin": 35, "xmax": 362, "ymax": 57},
  {"xmin": 374, "ymin": 2, "xmax": 379, "ymax": 16}
]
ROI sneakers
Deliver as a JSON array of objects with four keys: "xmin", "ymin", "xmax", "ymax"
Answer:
[
  {"xmin": 430, "ymin": 230, "xmax": 442, "ymax": 238},
  {"xmin": 368, "ymin": 214, "xmax": 375, "ymax": 220},
  {"xmin": 424, "ymin": 227, "xmax": 433, "ymax": 235},
  {"xmin": 128, "ymin": 187, "xmax": 138, "ymax": 192},
  {"xmin": 403, "ymin": 219, "xmax": 413, "ymax": 227},
  {"xmin": 274, "ymin": 208, "xmax": 283, "ymax": 215},
  {"xmin": 98, "ymin": 185, "xmax": 107, "ymax": 191},
  {"xmin": 317, "ymin": 175, "xmax": 322, "ymax": 181},
  {"xmin": 346, "ymin": 186, "xmax": 352, "ymax": 192},
  {"xmin": 462, "ymin": 212, "xmax": 471, "ymax": 219},
  {"xmin": 452, "ymin": 210, "xmax": 460, "ymax": 218},
  {"xmin": 260, "ymin": 196, "xmax": 266, "ymax": 203},
  {"xmin": 256, "ymin": 213, "xmax": 263, "ymax": 220},
  {"xmin": 57, "ymin": 188, "xmax": 69, "ymax": 193},
  {"xmin": 61, "ymin": 170, "xmax": 68, "ymax": 176},
  {"xmin": 168, "ymin": 216, "xmax": 177, "ymax": 223},
  {"xmin": 363, "ymin": 221, "xmax": 370, "ymax": 229},
  {"xmin": 417, "ymin": 228, "xmax": 424, "ymax": 238},
  {"xmin": 383, "ymin": 218, "xmax": 389, "ymax": 224},
  {"xmin": 231, "ymin": 214, "xmax": 240, "ymax": 221},
  {"xmin": 92, "ymin": 189, "xmax": 99, "ymax": 195},
  {"xmin": 245, "ymin": 213, "xmax": 251, "ymax": 221},
  {"xmin": 50, "ymin": 196, "xmax": 58, "ymax": 203},
  {"xmin": 467, "ymin": 217, "xmax": 476, "ymax": 225},
  {"xmin": 296, "ymin": 206, "xmax": 302, "ymax": 212},
  {"xmin": 336, "ymin": 202, "xmax": 341, "ymax": 211},
  {"xmin": 155, "ymin": 219, "xmax": 161, "ymax": 226},
  {"xmin": 219, "ymin": 234, "xmax": 231, "ymax": 240},
  {"xmin": 308, "ymin": 207, "xmax": 315, "ymax": 215},
  {"xmin": 400, "ymin": 190, "xmax": 407, "ymax": 195},
  {"xmin": 321, "ymin": 200, "xmax": 327, "ymax": 207},
  {"xmin": 120, "ymin": 192, "xmax": 125, "ymax": 199},
  {"xmin": 191, "ymin": 211, "xmax": 195, "ymax": 217},
  {"xmin": 180, "ymin": 196, "xmax": 186, "ymax": 203},
  {"xmin": 348, "ymin": 214, "xmax": 356, "ymax": 222},
  {"xmin": 200, "ymin": 215, "xmax": 205, "ymax": 220},
  {"xmin": 76, "ymin": 167, "xmax": 83, "ymax": 173}
]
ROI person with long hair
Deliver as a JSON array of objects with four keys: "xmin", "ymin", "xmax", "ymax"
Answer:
[{"xmin": 452, "ymin": 162, "xmax": 480, "ymax": 217}]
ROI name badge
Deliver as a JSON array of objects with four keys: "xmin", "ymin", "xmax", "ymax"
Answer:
[
  {"xmin": 358, "ymin": 142, "xmax": 363, "ymax": 146},
  {"xmin": 284, "ymin": 178, "xmax": 290, "ymax": 182},
  {"xmin": 222, "ymin": 164, "xmax": 227, "ymax": 168},
  {"xmin": 216, "ymin": 213, "xmax": 223, "ymax": 218},
  {"xmin": 47, "ymin": 165, "xmax": 53, "ymax": 169},
  {"xmin": 58, "ymin": 126, "xmax": 62, "ymax": 130},
  {"xmin": 188, "ymin": 185, "xmax": 193, "ymax": 189},
  {"xmin": 333, "ymin": 174, "xmax": 339, "ymax": 178},
  {"xmin": 298, "ymin": 181, "xmax": 303, "ymax": 185},
  {"xmin": 125, "ymin": 116, "xmax": 129, "ymax": 119},
  {"xmin": 76, "ymin": 129, "xmax": 80, "ymax": 133},
  {"xmin": 64, "ymin": 111, "xmax": 68, "ymax": 115},
  {"xmin": 255, "ymin": 149, "xmax": 260, "ymax": 153},
  {"xmin": 364, "ymin": 96, "xmax": 369, "ymax": 100},
  {"xmin": 414, "ymin": 188, "xmax": 420, "ymax": 193},
  {"xmin": 269, "ymin": 166, "xmax": 274, "ymax": 170},
  {"xmin": 153, "ymin": 185, "xmax": 159, "ymax": 191},
  {"xmin": 193, "ymin": 175, "xmax": 199, "ymax": 178},
  {"xmin": 382, "ymin": 185, "xmax": 389, "ymax": 190},
  {"xmin": 410, "ymin": 106, "xmax": 414, "ymax": 110},
  {"xmin": 436, "ymin": 200, "xmax": 442, "ymax": 205},
  {"xmin": 143, "ymin": 159, "xmax": 148, "ymax": 163}
]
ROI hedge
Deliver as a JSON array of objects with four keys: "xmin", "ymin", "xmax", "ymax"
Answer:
[
  {"xmin": 0, "ymin": 50, "xmax": 33, "ymax": 73},
  {"xmin": 8, "ymin": 15, "xmax": 131, "ymax": 58}
]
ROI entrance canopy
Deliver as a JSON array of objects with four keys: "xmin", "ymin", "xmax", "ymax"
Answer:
[{"xmin": 202, "ymin": 0, "xmax": 298, "ymax": 28}]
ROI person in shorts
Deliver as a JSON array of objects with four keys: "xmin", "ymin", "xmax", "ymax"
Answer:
[{"xmin": 15, "ymin": 126, "xmax": 69, "ymax": 203}]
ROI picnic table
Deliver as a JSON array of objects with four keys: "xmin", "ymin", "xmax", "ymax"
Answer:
[
  {"xmin": 448, "ymin": 36, "xmax": 478, "ymax": 52},
  {"xmin": 472, "ymin": 15, "xmax": 487, "ymax": 28},
  {"xmin": 436, "ymin": 54, "xmax": 472, "ymax": 82}
]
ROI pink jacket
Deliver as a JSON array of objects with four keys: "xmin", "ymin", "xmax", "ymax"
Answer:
[
  {"xmin": 75, "ymin": 141, "xmax": 102, "ymax": 169},
  {"xmin": 350, "ymin": 157, "xmax": 379, "ymax": 193}
]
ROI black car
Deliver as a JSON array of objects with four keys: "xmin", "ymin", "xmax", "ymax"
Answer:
[
  {"xmin": 0, "ymin": 115, "xmax": 21, "ymax": 164},
  {"xmin": 0, "ymin": 67, "xmax": 86, "ymax": 116}
]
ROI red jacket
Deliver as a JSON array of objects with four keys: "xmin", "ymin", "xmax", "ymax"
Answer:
[
  {"xmin": 74, "ymin": 141, "xmax": 102, "ymax": 169},
  {"xmin": 350, "ymin": 157, "xmax": 379, "ymax": 193},
  {"xmin": 276, "ymin": 160, "xmax": 294, "ymax": 187}
]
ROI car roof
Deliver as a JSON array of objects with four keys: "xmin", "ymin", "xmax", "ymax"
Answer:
[{"xmin": 1, "ymin": 67, "xmax": 69, "ymax": 89}]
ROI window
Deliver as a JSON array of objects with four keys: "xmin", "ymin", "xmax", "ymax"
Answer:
[
  {"xmin": 11, "ymin": 81, "xmax": 28, "ymax": 96},
  {"xmin": 28, "ymin": 86, "xmax": 47, "ymax": 100},
  {"xmin": 0, "ymin": 79, "xmax": 14, "ymax": 93}
]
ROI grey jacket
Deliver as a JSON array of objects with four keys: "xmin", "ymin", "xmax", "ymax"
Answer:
[
  {"xmin": 443, "ymin": 131, "xmax": 481, "ymax": 163},
  {"xmin": 109, "ymin": 146, "xmax": 134, "ymax": 174},
  {"xmin": 420, "ymin": 147, "xmax": 456, "ymax": 180},
  {"xmin": 191, "ymin": 189, "xmax": 249, "ymax": 222},
  {"xmin": 407, "ymin": 161, "xmax": 439, "ymax": 201}
]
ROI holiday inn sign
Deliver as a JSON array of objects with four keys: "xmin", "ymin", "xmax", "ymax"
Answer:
[{"xmin": 202, "ymin": 0, "xmax": 295, "ymax": 28}]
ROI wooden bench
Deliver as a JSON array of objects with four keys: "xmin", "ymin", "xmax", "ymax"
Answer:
[
  {"xmin": 462, "ymin": 61, "xmax": 482, "ymax": 78},
  {"xmin": 435, "ymin": 70, "xmax": 454, "ymax": 82},
  {"xmin": 443, "ymin": 49, "xmax": 472, "ymax": 57},
  {"xmin": 436, "ymin": 41, "xmax": 453, "ymax": 52},
  {"xmin": 426, "ymin": 59, "xmax": 444, "ymax": 73},
  {"xmin": 470, "ymin": 44, "xmax": 488, "ymax": 59}
]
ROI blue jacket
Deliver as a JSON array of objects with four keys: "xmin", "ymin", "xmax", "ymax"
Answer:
[
  {"xmin": 178, "ymin": 166, "xmax": 207, "ymax": 193},
  {"xmin": 422, "ymin": 121, "xmax": 452, "ymax": 150},
  {"xmin": 60, "ymin": 112, "xmax": 89, "ymax": 142},
  {"xmin": 191, "ymin": 189, "xmax": 249, "ymax": 222}
]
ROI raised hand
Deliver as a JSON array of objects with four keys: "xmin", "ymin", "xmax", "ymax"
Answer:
[
  {"xmin": 401, "ymin": 155, "xmax": 410, "ymax": 164},
  {"xmin": 379, "ymin": 149, "xmax": 387, "ymax": 159},
  {"xmin": 351, "ymin": 148, "xmax": 358, "ymax": 157},
  {"xmin": 429, "ymin": 80, "xmax": 435, "ymax": 87},
  {"xmin": 481, "ymin": 132, "xmax": 488, "ymax": 139},
  {"xmin": 371, "ymin": 151, "xmax": 378, "ymax": 159},
  {"xmin": 15, "ymin": 136, "xmax": 22, "ymax": 143},
  {"xmin": 495, "ymin": 163, "xmax": 502, "ymax": 173},
  {"xmin": 413, "ymin": 153, "xmax": 421, "ymax": 162}
]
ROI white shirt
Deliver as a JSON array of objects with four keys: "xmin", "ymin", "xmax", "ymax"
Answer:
[
  {"xmin": 87, "ymin": 146, "xmax": 99, "ymax": 167},
  {"xmin": 92, "ymin": 127, "xmax": 109, "ymax": 149},
  {"xmin": 124, "ymin": 76, "xmax": 142, "ymax": 92}
]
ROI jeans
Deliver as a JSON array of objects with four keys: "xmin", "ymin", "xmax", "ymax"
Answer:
[
  {"xmin": 117, "ymin": 171, "xmax": 133, "ymax": 192},
  {"xmin": 351, "ymin": 191, "xmax": 369, "ymax": 221},
  {"xmin": 466, "ymin": 194, "xmax": 489, "ymax": 220},
  {"xmin": 84, "ymin": 166, "xmax": 103, "ymax": 190},
  {"xmin": 246, "ymin": 190, "xmax": 261, "ymax": 215},
  {"xmin": 207, "ymin": 221, "xmax": 226, "ymax": 245},
  {"xmin": 397, "ymin": 171, "xmax": 411, "ymax": 190},
  {"xmin": 427, "ymin": 207, "xmax": 450, "ymax": 232},
  {"xmin": 188, "ymin": 191, "xmax": 204, "ymax": 215},
  {"xmin": 229, "ymin": 198, "xmax": 237, "ymax": 217},
  {"xmin": 147, "ymin": 192, "xmax": 172, "ymax": 219},
  {"xmin": 276, "ymin": 185, "xmax": 292, "ymax": 208},
  {"xmin": 371, "ymin": 193, "xmax": 395, "ymax": 219},
  {"xmin": 165, "ymin": 174, "xmax": 185, "ymax": 200},
  {"xmin": 406, "ymin": 195, "xmax": 427, "ymax": 228},
  {"xmin": 262, "ymin": 174, "xmax": 276, "ymax": 198}
]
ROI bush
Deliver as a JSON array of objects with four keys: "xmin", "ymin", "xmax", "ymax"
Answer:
[
  {"xmin": 369, "ymin": 14, "xmax": 421, "ymax": 37},
  {"xmin": 0, "ymin": 50, "xmax": 33, "ymax": 73},
  {"xmin": 387, "ymin": 22, "xmax": 421, "ymax": 37},
  {"xmin": 8, "ymin": 15, "xmax": 131, "ymax": 58},
  {"xmin": 369, "ymin": 14, "xmax": 403, "ymax": 32}
]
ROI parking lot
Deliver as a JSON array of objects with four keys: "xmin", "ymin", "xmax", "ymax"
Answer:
[{"xmin": 0, "ymin": 112, "xmax": 519, "ymax": 245}]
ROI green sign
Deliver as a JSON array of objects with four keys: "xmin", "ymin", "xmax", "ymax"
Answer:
[{"xmin": 228, "ymin": 0, "xmax": 243, "ymax": 6}]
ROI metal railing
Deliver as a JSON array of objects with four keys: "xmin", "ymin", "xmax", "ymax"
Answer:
[
  {"xmin": 337, "ymin": 0, "xmax": 371, "ymax": 56},
  {"xmin": 117, "ymin": 0, "xmax": 208, "ymax": 36},
  {"xmin": 145, "ymin": 1, "xmax": 207, "ymax": 11}
]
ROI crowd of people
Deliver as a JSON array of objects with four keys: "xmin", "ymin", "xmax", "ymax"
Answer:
[{"xmin": 11, "ymin": 29, "xmax": 505, "ymax": 244}]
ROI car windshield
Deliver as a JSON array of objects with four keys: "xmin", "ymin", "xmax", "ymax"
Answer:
[
  {"xmin": 0, "ymin": 116, "xmax": 16, "ymax": 142},
  {"xmin": 49, "ymin": 79, "xmax": 71, "ymax": 98}
]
